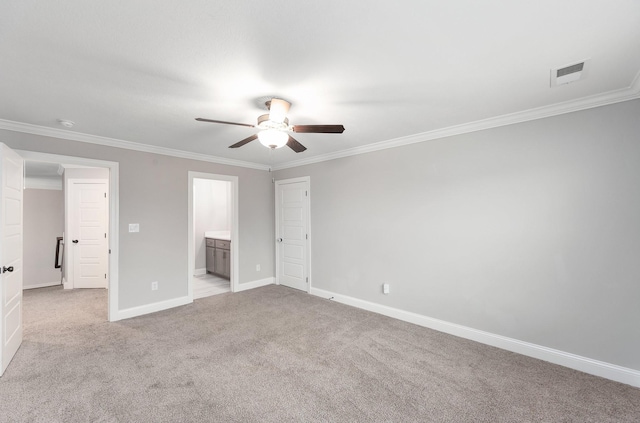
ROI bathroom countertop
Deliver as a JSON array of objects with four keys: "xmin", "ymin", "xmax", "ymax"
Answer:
[{"xmin": 204, "ymin": 231, "xmax": 231, "ymax": 241}]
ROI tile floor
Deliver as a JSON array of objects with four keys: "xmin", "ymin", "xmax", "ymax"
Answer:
[{"xmin": 193, "ymin": 273, "xmax": 230, "ymax": 299}]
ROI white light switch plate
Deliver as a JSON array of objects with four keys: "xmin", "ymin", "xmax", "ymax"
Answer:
[{"xmin": 129, "ymin": 223, "xmax": 140, "ymax": 233}]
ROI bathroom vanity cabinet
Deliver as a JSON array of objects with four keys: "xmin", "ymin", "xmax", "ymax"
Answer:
[{"xmin": 206, "ymin": 238, "xmax": 231, "ymax": 279}]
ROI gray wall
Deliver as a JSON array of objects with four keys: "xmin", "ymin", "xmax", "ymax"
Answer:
[
  {"xmin": 274, "ymin": 99, "xmax": 640, "ymax": 371},
  {"xmin": 1, "ymin": 131, "xmax": 274, "ymax": 310},
  {"xmin": 23, "ymin": 188, "xmax": 63, "ymax": 288}
]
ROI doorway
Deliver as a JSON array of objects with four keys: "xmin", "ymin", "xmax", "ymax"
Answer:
[
  {"xmin": 275, "ymin": 176, "xmax": 311, "ymax": 292},
  {"xmin": 23, "ymin": 164, "xmax": 110, "ymax": 291},
  {"xmin": 17, "ymin": 150, "xmax": 119, "ymax": 321},
  {"xmin": 187, "ymin": 172, "xmax": 238, "ymax": 300}
]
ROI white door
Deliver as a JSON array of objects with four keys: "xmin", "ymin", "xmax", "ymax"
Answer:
[
  {"xmin": 276, "ymin": 178, "xmax": 309, "ymax": 292},
  {"xmin": 0, "ymin": 143, "xmax": 23, "ymax": 376},
  {"xmin": 70, "ymin": 182, "xmax": 108, "ymax": 289}
]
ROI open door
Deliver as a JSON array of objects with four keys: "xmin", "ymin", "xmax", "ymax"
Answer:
[{"xmin": 0, "ymin": 143, "xmax": 23, "ymax": 376}]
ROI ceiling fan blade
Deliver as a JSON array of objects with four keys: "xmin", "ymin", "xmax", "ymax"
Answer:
[
  {"xmin": 292, "ymin": 124, "xmax": 345, "ymax": 134},
  {"xmin": 196, "ymin": 118, "xmax": 255, "ymax": 128},
  {"xmin": 286, "ymin": 136, "xmax": 307, "ymax": 153},
  {"xmin": 229, "ymin": 134, "xmax": 258, "ymax": 149}
]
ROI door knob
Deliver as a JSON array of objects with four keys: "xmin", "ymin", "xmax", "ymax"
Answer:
[
  {"xmin": 2, "ymin": 266, "xmax": 13, "ymax": 273},
  {"xmin": 277, "ymin": 238, "xmax": 283, "ymax": 243},
  {"xmin": 72, "ymin": 240, "xmax": 79, "ymax": 244}
]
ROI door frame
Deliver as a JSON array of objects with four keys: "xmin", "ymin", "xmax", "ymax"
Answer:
[
  {"xmin": 15, "ymin": 150, "xmax": 119, "ymax": 322},
  {"xmin": 187, "ymin": 171, "xmax": 239, "ymax": 299},
  {"xmin": 274, "ymin": 176, "xmax": 311, "ymax": 293},
  {"xmin": 66, "ymin": 179, "xmax": 109, "ymax": 290}
]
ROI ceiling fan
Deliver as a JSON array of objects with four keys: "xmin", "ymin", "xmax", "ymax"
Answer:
[{"xmin": 196, "ymin": 98, "xmax": 345, "ymax": 153}]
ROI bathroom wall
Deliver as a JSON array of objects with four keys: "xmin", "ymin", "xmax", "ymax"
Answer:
[{"xmin": 194, "ymin": 178, "xmax": 231, "ymax": 273}]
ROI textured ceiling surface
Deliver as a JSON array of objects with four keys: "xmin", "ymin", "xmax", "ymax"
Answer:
[{"xmin": 1, "ymin": 1, "xmax": 639, "ymax": 168}]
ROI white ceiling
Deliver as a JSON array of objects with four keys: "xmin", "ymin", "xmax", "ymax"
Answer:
[
  {"xmin": 1, "ymin": 1, "xmax": 639, "ymax": 169},
  {"xmin": 24, "ymin": 161, "xmax": 61, "ymax": 179},
  {"xmin": 23, "ymin": 160, "xmax": 62, "ymax": 190}
]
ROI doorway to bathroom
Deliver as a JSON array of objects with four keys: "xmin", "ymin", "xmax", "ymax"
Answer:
[{"xmin": 187, "ymin": 172, "xmax": 238, "ymax": 300}]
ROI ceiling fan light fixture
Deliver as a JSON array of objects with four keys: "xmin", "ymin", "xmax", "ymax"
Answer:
[{"xmin": 258, "ymin": 129, "xmax": 288, "ymax": 149}]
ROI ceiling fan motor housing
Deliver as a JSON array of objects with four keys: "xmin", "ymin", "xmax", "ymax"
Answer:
[
  {"xmin": 265, "ymin": 98, "xmax": 291, "ymax": 123},
  {"xmin": 257, "ymin": 114, "xmax": 290, "ymax": 131}
]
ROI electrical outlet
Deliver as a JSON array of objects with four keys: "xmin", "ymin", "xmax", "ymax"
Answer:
[
  {"xmin": 256, "ymin": 264, "xmax": 261, "ymax": 271},
  {"xmin": 151, "ymin": 281, "xmax": 158, "ymax": 291},
  {"xmin": 383, "ymin": 283, "xmax": 390, "ymax": 294},
  {"xmin": 129, "ymin": 223, "xmax": 140, "ymax": 233}
]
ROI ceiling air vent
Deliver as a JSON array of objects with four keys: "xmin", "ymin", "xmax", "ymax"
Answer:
[{"xmin": 551, "ymin": 59, "xmax": 590, "ymax": 87}]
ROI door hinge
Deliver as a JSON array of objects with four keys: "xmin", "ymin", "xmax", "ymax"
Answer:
[
  {"xmin": 109, "ymin": 249, "xmax": 111, "ymax": 254},
  {"xmin": 104, "ymin": 233, "xmax": 107, "ymax": 238},
  {"xmin": 305, "ymin": 190, "xmax": 308, "ymax": 196},
  {"xmin": 104, "ymin": 193, "xmax": 106, "ymax": 198},
  {"xmin": 105, "ymin": 274, "xmax": 107, "ymax": 279},
  {"xmin": 305, "ymin": 234, "xmax": 308, "ymax": 240},
  {"xmin": 306, "ymin": 277, "xmax": 309, "ymax": 283}
]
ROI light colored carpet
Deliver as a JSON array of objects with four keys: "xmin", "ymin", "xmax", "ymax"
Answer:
[{"xmin": 1, "ymin": 285, "xmax": 639, "ymax": 422}]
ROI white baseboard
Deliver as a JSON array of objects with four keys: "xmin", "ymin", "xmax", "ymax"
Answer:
[
  {"xmin": 235, "ymin": 277, "xmax": 274, "ymax": 292},
  {"xmin": 114, "ymin": 277, "xmax": 274, "ymax": 321},
  {"xmin": 310, "ymin": 287, "xmax": 640, "ymax": 388},
  {"xmin": 115, "ymin": 295, "xmax": 192, "ymax": 321},
  {"xmin": 194, "ymin": 268, "xmax": 207, "ymax": 276},
  {"xmin": 23, "ymin": 281, "xmax": 62, "ymax": 290}
]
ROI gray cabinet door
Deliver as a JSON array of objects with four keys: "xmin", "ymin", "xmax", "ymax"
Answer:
[
  {"xmin": 206, "ymin": 246, "xmax": 216, "ymax": 273},
  {"xmin": 223, "ymin": 249, "xmax": 230, "ymax": 278},
  {"xmin": 214, "ymin": 247, "xmax": 231, "ymax": 279}
]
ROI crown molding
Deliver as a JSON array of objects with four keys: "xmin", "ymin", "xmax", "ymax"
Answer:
[
  {"xmin": 0, "ymin": 119, "xmax": 270, "ymax": 171},
  {"xmin": 273, "ymin": 76, "xmax": 640, "ymax": 171},
  {"xmin": 2, "ymin": 74, "xmax": 639, "ymax": 172}
]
